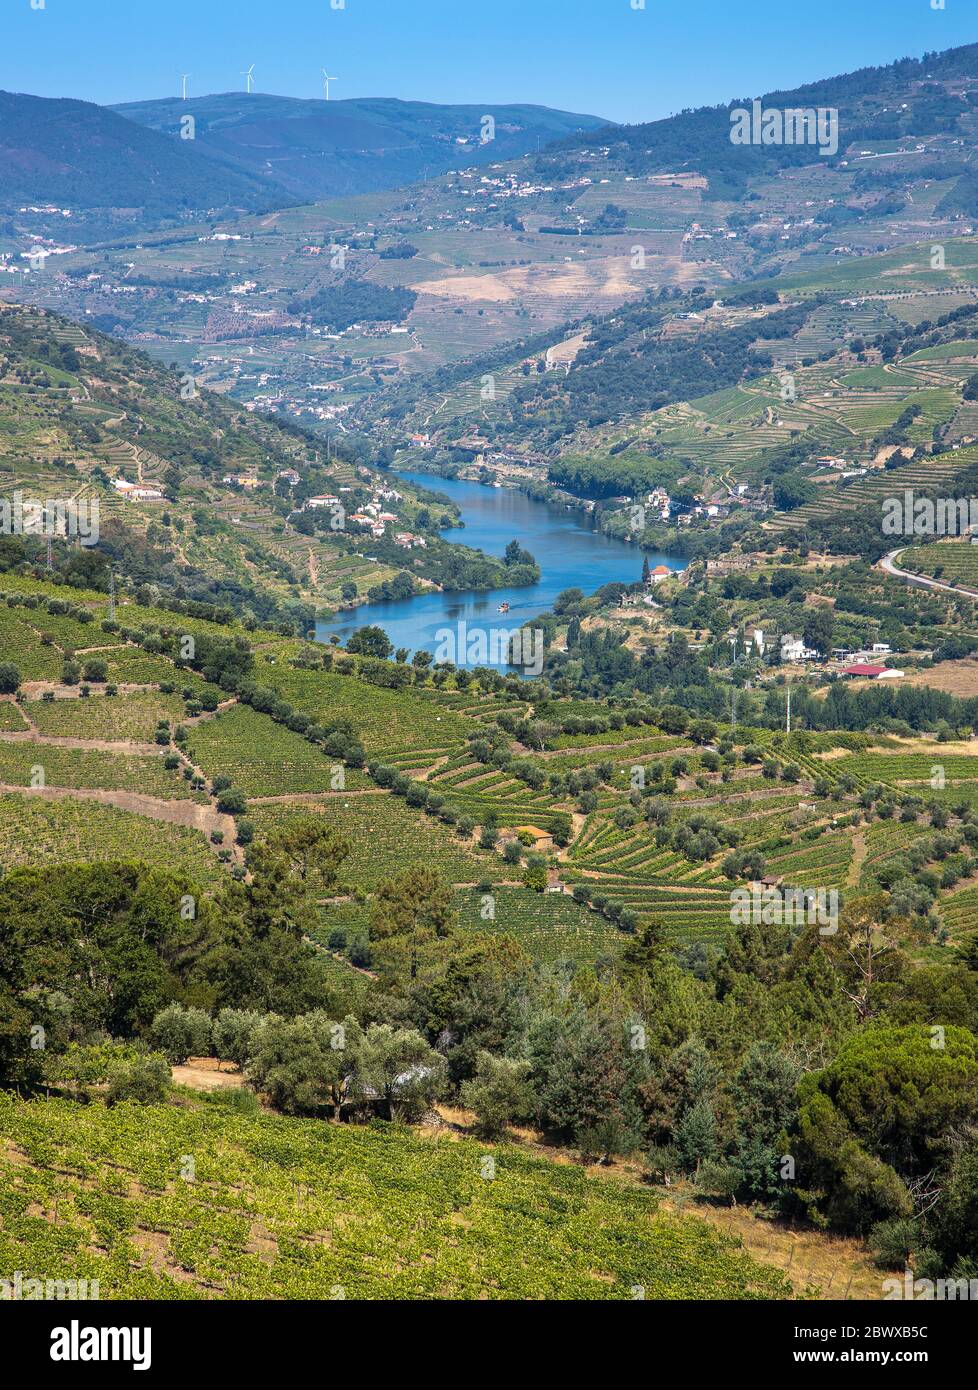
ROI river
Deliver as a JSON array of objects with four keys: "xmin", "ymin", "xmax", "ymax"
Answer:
[{"xmin": 315, "ymin": 470, "xmax": 685, "ymax": 669}]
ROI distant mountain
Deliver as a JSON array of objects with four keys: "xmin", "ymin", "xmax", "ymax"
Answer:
[
  {"xmin": 0, "ymin": 90, "xmax": 281, "ymax": 218},
  {"xmin": 111, "ymin": 93, "xmax": 609, "ymax": 201},
  {"xmin": 547, "ymin": 41, "xmax": 978, "ymax": 198}
]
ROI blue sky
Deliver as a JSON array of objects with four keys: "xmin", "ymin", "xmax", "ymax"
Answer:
[{"xmin": 2, "ymin": 0, "xmax": 974, "ymax": 123}]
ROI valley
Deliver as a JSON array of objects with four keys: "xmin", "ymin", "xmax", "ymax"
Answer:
[{"xmin": 2, "ymin": 19, "xmax": 978, "ymax": 1322}]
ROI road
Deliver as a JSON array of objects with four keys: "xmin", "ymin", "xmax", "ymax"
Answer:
[{"xmin": 879, "ymin": 547, "xmax": 978, "ymax": 600}]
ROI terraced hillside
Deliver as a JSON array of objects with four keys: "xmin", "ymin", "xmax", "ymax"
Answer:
[{"xmin": 3, "ymin": 572, "xmax": 977, "ymax": 963}]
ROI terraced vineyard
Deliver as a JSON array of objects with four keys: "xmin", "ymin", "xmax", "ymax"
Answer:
[
  {"xmin": 452, "ymin": 885, "xmax": 621, "ymax": 962},
  {"xmin": 250, "ymin": 792, "xmax": 511, "ymax": 890},
  {"xmin": 0, "ymin": 742, "xmax": 204, "ymax": 801},
  {"xmin": 186, "ymin": 704, "xmax": 371, "ymax": 798},
  {"xmin": 24, "ymin": 691, "xmax": 191, "ymax": 742},
  {"xmin": 773, "ymin": 453, "xmax": 970, "ymax": 532},
  {"xmin": 900, "ymin": 540, "xmax": 978, "ymax": 590}
]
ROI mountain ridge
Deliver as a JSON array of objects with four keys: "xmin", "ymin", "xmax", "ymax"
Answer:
[{"xmin": 110, "ymin": 92, "xmax": 609, "ymax": 200}]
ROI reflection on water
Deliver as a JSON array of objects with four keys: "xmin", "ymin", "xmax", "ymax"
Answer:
[{"xmin": 315, "ymin": 470, "xmax": 685, "ymax": 670}]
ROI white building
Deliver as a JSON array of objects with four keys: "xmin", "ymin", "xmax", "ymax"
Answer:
[
  {"xmin": 780, "ymin": 634, "xmax": 816, "ymax": 663},
  {"xmin": 112, "ymin": 479, "xmax": 164, "ymax": 501}
]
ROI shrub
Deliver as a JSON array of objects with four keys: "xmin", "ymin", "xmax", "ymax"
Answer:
[
  {"xmin": 0, "ymin": 663, "xmax": 21, "ymax": 695},
  {"xmin": 106, "ymin": 1053, "xmax": 171, "ymax": 1107},
  {"xmin": 461, "ymin": 1052, "xmax": 534, "ymax": 1137},
  {"xmin": 212, "ymin": 1009, "xmax": 265, "ymax": 1068}
]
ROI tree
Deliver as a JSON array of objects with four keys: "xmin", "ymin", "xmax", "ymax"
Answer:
[
  {"xmin": 927, "ymin": 1135, "xmax": 978, "ymax": 1276},
  {"xmin": 212, "ymin": 1008, "xmax": 264, "ymax": 1068},
  {"xmin": 0, "ymin": 662, "xmax": 21, "ymax": 695},
  {"xmin": 460, "ymin": 1051, "xmax": 534, "ymax": 1137},
  {"xmin": 151, "ymin": 1003, "xmax": 212, "ymax": 1064},
  {"xmin": 530, "ymin": 1006, "xmax": 644, "ymax": 1152},
  {"xmin": 107, "ymin": 1053, "xmax": 171, "ymax": 1106},
  {"xmin": 504, "ymin": 539, "xmax": 536, "ymax": 568},
  {"xmin": 823, "ymin": 894, "xmax": 910, "ymax": 1022},
  {"xmin": 347, "ymin": 625, "xmax": 393, "ymax": 659},
  {"xmin": 246, "ymin": 1011, "xmax": 361, "ymax": 1118},
  {"xmin": 794, "ymin": 1025, "xmax": 978, "ymax": 1234},
  {"xmin": 353, "ymin": 1023, "xmax": 446, "ymax": 1122},
  {"xmin": 732, "ymin": 1043, "xmax": 801, "ymax": 1198},
  {"xmin": 803, "ymin": 605, "xmax": 834, "ymax": 656},
  {"xmin": 370, "ymin": 867, "xmax": 455, "ymax": 980},
  {"xmin": 216, "ymin": 787, "xmax": 248, "ymax": 817}
]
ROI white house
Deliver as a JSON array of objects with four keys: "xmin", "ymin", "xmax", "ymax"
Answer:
[
  {"xmin": 112, "ymin": 479, "xmax": 164, "ymax": 501},
  {"xmin": 780, "ymin": 633, "xmax": 817, "ymax": 662}
]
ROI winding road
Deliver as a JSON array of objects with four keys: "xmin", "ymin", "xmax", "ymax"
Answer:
[{"xmin": 879, "ymin": 547, "xmax": 978, "ymax": 600}]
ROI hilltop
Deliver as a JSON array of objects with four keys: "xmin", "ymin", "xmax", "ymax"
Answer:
[
  {"xmin": 0, "ymin": 90, "xmax": 282, "ymax": 231},
  {"xmin": 111, "ymin": 93, "xmax": 609, "ymax": 202}
]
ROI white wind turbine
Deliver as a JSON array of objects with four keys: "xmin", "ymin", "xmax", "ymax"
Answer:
[
  {"xmin": 242, "ymin": 64, "xmax": 256, "ymax": 95},
  {"xmin": 322, "ymin": 70, "xmax": 337, "ymax": 101},
  {"xmin": 181, "ymin": 75, "xmax": 190, "ymax": 101}
]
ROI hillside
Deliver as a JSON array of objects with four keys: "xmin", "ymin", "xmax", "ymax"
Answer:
[
  {"xmin": 0, "ymin": 1091, "xmax": 788, "ymax": 1300},
  {"xmin": 112, "ymin": 93, "xmax": 609, "ymax": 201},
  {"xmin": 0, "ymin": 301, "xmax": 533, "ymax": 626},
  {"xmin": 10, "ymin": 42, "xmax": 978, "ymax": 437},
  {"xmin": 0, "ymin": 90, "xmax": 281, "ymax": 227},
  {"xmin": 555, "ymin": 41, "xmax": 978, "ymax": 195},
  {"xmin": 2, "ymin": 571, "xmax": 978, "ymax": 1301}
]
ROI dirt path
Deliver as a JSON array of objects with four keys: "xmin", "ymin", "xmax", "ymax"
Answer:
[
  {"xmin": 538, "ymin": 741, "xmax": 693, "ymax": 760},
  {"xmin": 247, "ymin": 789, "xmax": 388, "ymax": 805},
  {"xmin": 171, "ymin": 1059, "xmax": 244, "ymax": 1091},
  {"xmin": 0, "ymin": 782, "xmax": 237, "ymax": 844},
  {"xmin": 0, "ymin": 730, "xmax": 162, "ymax": 754},
  {"xmin": 846, "ymin": 830, "xmax": 868, "ymax": 889}
]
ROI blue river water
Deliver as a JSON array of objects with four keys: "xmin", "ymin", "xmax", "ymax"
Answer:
[{"xmin": 315, "ymin": 470, "xmax": 684, "ymax": 668}]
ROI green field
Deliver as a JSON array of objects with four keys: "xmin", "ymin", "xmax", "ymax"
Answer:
[
  {"xmin": 250, "ymin": 792, "xmax": 511, "ymax": 889},
  {"xmin": 186, "ymin": 703, "xmax": 370, "ymax": 798},
  {"xmin": 25, "ymin": 691, "xmax": 189, "ymax": 742},
  {"xmin": 0, "ymin": 793, "xmax": 221, "ymax": 884},
  {"xmin": 0, "ymin": 1092, "xmax": 790, "ymax": 1300}
]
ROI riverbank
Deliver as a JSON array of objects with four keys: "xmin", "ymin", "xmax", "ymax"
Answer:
[{"xmin": 316, "ymin": 470, "xmax": 685, "ymax": 668}]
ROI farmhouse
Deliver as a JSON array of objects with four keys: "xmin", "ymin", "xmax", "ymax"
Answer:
[
  {"xmin": 843, "ymin": 663, "xmax": 892, "ymax": 679},
  {"xmin": 111, "ymin": 479, "xmax": 164, "ymax": 501},
  {"xmin": 780, "ymin": 634, "xmax": 817, "ymax": 663},
  {"xmin": 514, "ymin": 825, "xmax": 554, "ymax": 852}
]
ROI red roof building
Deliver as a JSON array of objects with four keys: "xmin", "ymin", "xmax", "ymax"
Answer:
[{"xmin": 843, "ymin": 663, "xmax": 888, "ymax": 678}]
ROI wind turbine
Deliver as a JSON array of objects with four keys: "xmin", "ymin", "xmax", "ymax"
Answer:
[
  {"xmin": 181, "ymin": 75, "xmax": 190, "ymax": 101},
  {"xmin": 322, "ymin": 70, "xmax": 337, "ymax": 101},
  {"xmin": 242, "ymin": 64, "xmax": 255, "ymax": 95}
]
